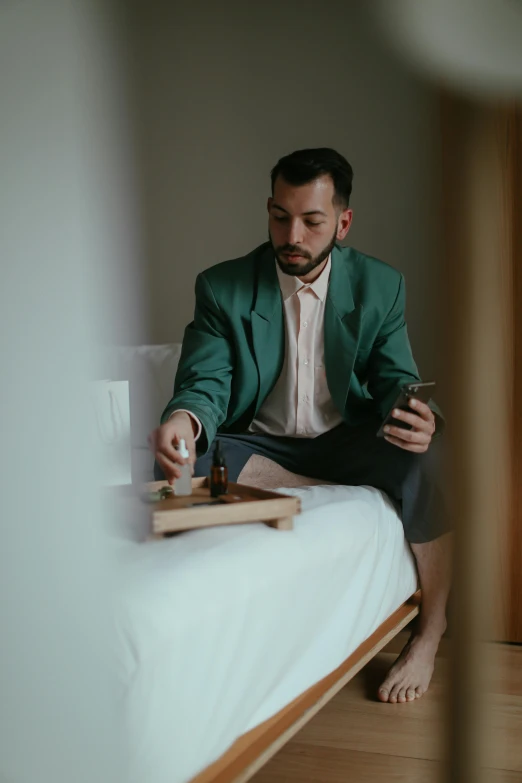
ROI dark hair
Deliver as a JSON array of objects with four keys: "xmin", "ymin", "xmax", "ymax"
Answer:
[{"xmin": 270, "ymin": 147, "xmax": 353, "ymax": 209}]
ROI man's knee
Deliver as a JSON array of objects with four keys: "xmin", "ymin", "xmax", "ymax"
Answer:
[{"xmin": 237, "ymin": 454, "xmax": 319, "ymax": 489}]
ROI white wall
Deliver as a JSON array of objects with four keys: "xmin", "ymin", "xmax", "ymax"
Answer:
[{"xmin": 126, "ymin": 0, "xmax": 442, "ymax": 379}]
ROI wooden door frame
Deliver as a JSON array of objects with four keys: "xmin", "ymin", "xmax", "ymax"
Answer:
[{"xmin": 506, "ymin": 108, "xmax": 522, "ymax": 643}]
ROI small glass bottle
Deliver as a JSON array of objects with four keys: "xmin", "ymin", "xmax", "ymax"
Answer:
[
  {"xmin": 174, "ymin": 438, "xmax": 192, "ymax": 496},
  {"xmin": 210, "ymin": 439, "xmax": 228, "ymax": 497}
]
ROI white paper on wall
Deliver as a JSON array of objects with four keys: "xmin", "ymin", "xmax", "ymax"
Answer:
[{"xmin": 90, "ymin": 380, "xmax": 132, "ymax": 486}]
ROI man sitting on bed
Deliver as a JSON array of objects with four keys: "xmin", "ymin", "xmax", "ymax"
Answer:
[{"xmin": 150, "ymin": 148, "xmax": 451, "ymax": 705}]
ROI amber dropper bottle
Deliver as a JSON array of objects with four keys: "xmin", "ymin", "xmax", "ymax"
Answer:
[{"xmin": 210, "ymin": 439, "xmax": 228, "ymax": 497}]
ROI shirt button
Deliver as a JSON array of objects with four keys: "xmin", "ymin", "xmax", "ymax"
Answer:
[
  {"xmin": 303, "ymin": 321, "xmax": 308, "ymax": 328},
  {"xmin": 304, "ymin": 360, "xmax": 309, "ymax": 365}
]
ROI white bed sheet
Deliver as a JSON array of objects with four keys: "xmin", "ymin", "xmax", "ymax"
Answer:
[{"xmin": 115, "ymin": 484, "xmax": 417, "ymax": 783}]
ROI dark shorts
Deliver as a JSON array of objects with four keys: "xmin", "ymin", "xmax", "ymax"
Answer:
[{"xmin": 155, "ymin": 419, "xmax": 449, "ymax": 544}]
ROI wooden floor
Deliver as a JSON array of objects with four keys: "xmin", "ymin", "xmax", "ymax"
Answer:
[{"xmin": 251, "ymin": 632, "xmax": 522, "ymax": 783}]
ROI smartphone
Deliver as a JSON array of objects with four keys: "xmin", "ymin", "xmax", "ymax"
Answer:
[{"xmin": 376, "ymin": 381, "xmax": 436, "ymax": 438}]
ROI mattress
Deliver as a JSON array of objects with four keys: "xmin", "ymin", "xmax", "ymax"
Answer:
[{"xmin": 115, "ymin": 484, "xmax": 417, "ymax": 783}]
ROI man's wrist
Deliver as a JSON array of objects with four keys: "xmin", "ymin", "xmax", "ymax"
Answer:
[{"xmin": 168, "ymin": 409, "xmax": 201, "ymax": 439}]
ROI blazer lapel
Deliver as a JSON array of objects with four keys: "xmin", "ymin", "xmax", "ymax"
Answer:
[
  {"xmin": 325, "ymin": 246, "xmax": 364, "ymax": 414},
  {"xmin": 251, "ymin": 247, "xmax": 284, "ymax": 414}
]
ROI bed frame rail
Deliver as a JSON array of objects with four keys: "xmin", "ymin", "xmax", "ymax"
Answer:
[{"xmin": 190, "ymin": 591, "xmax": 421, "ymax": 783}]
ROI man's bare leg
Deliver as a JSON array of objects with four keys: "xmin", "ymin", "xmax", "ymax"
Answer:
[
  {"xmin": 378, "ymin": 532, "xmax": 453, "ymax": 704},
  {"xmin": 239, "ymin": 456, "xmax": 452, "ymax": 705},
  {"xmin": 238, "ymin": 454, "xmax": 330, "ymax": 489}
]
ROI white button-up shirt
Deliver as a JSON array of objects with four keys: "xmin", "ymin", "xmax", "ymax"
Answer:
[{"xmin": 248, "ymin": 256, "xmax": 343, "ymax": 437}]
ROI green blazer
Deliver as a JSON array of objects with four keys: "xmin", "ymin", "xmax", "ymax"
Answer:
[{"xmin": 162, "ymin": 242, "xmax": 442, "ymax": 451}]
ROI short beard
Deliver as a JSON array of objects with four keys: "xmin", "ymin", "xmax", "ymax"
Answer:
[{"xmin": 270, "ymin": 227, "xmax": 337, "ymax": 277}]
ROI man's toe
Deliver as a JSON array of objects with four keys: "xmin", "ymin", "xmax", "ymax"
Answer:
[
  {"xmin": 389, "ymin": 684, "xmax": 401, "ymax": 703},
  {"xmin": 406, "ymin": 688, "xmax": 416, "ymax": 702},
  {"xmin": 378, "ymin": 687, "xmax": 390, "ymax": 703},
  {"xmin": 415, "ymin": 686, "xmax": 425, "ymax": 699}
]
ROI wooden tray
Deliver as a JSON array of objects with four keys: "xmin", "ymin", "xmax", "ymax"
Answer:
[{"xmin": 147, "ymin": 477, "xmax": 300, "ymax": 535}]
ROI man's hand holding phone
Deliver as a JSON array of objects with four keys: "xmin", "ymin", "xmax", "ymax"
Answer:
[
  {"xmin": 377, "ymin": 381, "xmax": 437, "ymax": 453},
  {"xmin": 383, "ymin": 398, "xmax": 436, "ymax": 453}
]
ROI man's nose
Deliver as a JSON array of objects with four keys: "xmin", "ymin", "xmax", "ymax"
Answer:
[{"xmin": 287, "ymin": 219, "xmax": 305, "ymax": 246}]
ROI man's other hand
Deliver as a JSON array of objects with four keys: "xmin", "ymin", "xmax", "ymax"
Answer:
[
  {"xmin": 383, "ymin": 398, "xmax": 436, "ymax": 453},
  {"xmin": 148, "ymin": 411, "xmax": 197, "ymax": 484}
]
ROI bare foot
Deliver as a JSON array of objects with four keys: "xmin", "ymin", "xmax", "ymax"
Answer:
[{"xmin": 377, "ymin": 634, "xmax": 440, "ymax": 704}]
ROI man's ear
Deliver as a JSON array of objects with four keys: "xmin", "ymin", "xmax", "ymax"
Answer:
[{"xmin": 336, "ymin": 208, "xmax": 353, "ymax": 241}]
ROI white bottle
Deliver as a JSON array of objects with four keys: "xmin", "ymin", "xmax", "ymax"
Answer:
[{"xmin": 174, "ymin": 438, "xmax": 192, "ymax": 496}]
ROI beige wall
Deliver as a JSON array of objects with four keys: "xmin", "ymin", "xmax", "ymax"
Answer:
[{"xmin": 126, "ymin": 0, "xmax": 442, "ymax": 380}]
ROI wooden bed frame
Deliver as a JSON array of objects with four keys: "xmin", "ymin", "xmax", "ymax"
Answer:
[{"xmin": 190, "ymin": 591, "xmax": 421, "ymax": 783}]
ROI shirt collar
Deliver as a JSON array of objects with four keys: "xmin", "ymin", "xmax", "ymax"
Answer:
[{"xmin": 275, "ymin": 254, "xmax": 331, "ymax": 303}]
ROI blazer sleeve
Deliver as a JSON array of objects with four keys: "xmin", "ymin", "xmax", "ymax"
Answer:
[
  {"xmin": 160, "ymin": 272, "xmax": 234, "ymax": 452},
  {"xmin": 366, "ymin": 274, "xmax": 444, "ymax": 433}
]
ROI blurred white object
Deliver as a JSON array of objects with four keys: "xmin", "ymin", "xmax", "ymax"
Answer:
[
  {"xmin": 90, "ymin": 380, "xmax": 132, "ymax": 486},
  {"xmin": 370, "ymin": 0, "xmax": 522, "ymax": 97},
  {"xmin": 174, "ymin": 438, "xmax": 192, "ymax": 495},
  {"xmin": 0, "ymin": 0, "xmax": 143, "ymax": 780}
]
